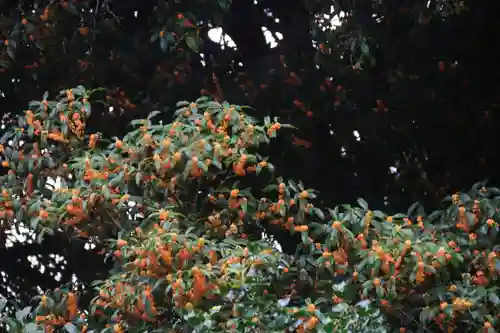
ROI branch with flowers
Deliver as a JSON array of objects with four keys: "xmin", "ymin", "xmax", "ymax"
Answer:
[{"xmin": 0, "ymin": 87, "xmax": 498, "ymax": 333}]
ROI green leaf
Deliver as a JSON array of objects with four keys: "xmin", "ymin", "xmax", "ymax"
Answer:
[
  {"xmin": 360, "ymin": 41, "xmax": 369, "ymax": 54},
  {"xmin": 256, "ymin": 165, "xmax": 262, "ymax": 174},
  {"xmin": 160, "ymin": 37, "xmax": 168, "ymax": 52},
  {"xmin": 288, "ymin": 180, "xmax": 299, "ymax": 192},
  {"xmin": 152, "ymin": 278, "xmax": 166, "ymax": 293},
  {"xmin": 357, "ymin": 198, "xmax": 368, "ymax": 210},
  {"xmin": 474, "ymin": 286, "xmax": 487, "ymax": 298},
  {"xmin": 63, "ymin": 323, "xmax": 78, "ymax": 333},
  {"xmin": 185, "ymin": 35, "xmax": 199, "ymax": 52},
  {"xmin": 36, "ymin": 230, "xmax": 45, "ymax": 244},
  {"xmin": 407, "ymin": 201, "xmax": 421, "ymax": 217},
  {"xmin": 176, "ymin": 101, "xmax": 190, "ymax": 107},
  {"xmin": 7, "ymin": 45, "xmax": 15, "ymax": 60},
  {"xmin": 217, "ymin": 0, "xmax": 230, "ymax": 11},
  {"xmin": 332, "ymin": 303, "xmax": 348, "ymax": 312},
  {"xmin": 0, "ymin": 296, "xmax": 7, "ymax": 312},
  {"xmin": 30, "ymin": 217, "xmax": 40, "ymax": 229},
  {"xmin": 4, "ymin": 317, "xmax": 20, "ymax": 331},
  {"xmin": 15, "ymin": 306, "xmax": 31, "ymax": 322},
  {"xmin": 488, "ymin": 293, "xmax": 500, "ymax": 305},
  {"xmin": 148, "ymin": 110, "xmax": 162, "ymax": 119},
  {"xmin": 314, "ymin": 208, "xmax": 325, "ymax": 220},
  {"xmin": 301, "ymin": 231, "xmax": 308, "ymax": 244},
  {"xmin": 419, "ymin": 307, "xmax": 432, "ymax": 325},
  {"xmin": 263, "ymin": 184, "xmax": 277, "ymax": 192},
  {"xmin": 102, "ymin": 185, "xmax": 111, "ymax": 200},
  {"xmin": 24, "ymin": 323, "xmax": 43, "ymax": 333},
  {"xmin": 109, "ymin": 172, "xmax": 124, "ymax": 187}
]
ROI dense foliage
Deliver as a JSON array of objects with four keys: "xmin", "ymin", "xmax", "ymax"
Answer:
[
  {"xmin": 0, "ymin": 0, "xmax": 499, "ymax": 210},
  {"xmin": 0, "ymin": 88, "xmax": 498, "ymax": 333},
  {"xmin": 0, "ymin": 0, "xmax": 499, "ymax": 332}
]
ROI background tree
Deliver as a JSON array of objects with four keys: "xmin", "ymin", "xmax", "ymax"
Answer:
[{"xmin": 0, "ymin": 0, "xmax": 498, "ymax": 322}]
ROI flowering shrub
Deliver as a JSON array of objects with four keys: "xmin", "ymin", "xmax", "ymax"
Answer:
[{"xmin": 0, "ymin": 87, "xmax": 498, "ymax": 333}]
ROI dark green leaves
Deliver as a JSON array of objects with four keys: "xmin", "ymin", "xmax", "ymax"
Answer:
[
  {"xmin": 160, "ymin": 37, "xmax": 169, "ymax": 52},
  {"xmin": 357, "ymin": 198, "xmax": 368, "ymax": 210},
  {"xmin": 6, "ymin": 41, "xmax": 16, "ymax": 60},
  {"xmin": 0, "ymin": 296, "xmax": 7, "ymax": 312},
  {"xmin": 64, "ymin": 323, "xmax": 78, "ymax": 333},
  {"xmin": 185, "ymin": 34, "xmax": 200, "ymax": 52},
  {"xmin": 217, "ymin": 0, "xmax": 231, "ymax": 11}
]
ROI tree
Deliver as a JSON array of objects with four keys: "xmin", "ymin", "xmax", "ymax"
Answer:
[
  {"xmin": 0, "ymin": 0, "xmax": 499, "ymax": 210},
  {"xmin": 0, "ymin": 87, "xmax": 498, "ymax": 333},
  {"xmin": 0, "ymin": 0, "xmax": 499, "ymax": 331}
]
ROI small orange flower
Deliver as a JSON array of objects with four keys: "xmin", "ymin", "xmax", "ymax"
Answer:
[
  {"xmin": 295, "ymin": 225, "xmax": 308, "ymax": 232},
  {"xmin": 299, "ymin": 190, "xmax": 309, "ymax": 200},
  {"xmin": 333, "ymin": 221, "xmax": 342, "ymax": 230},
  {"xmin": 39, "ymin": 210, "xmax": 49, "ymax": 219},
  {"xmin": 306, "ymin": 316, "xmax": 318, "ymax": 329},
  {"xmin": 79, "ymin": 27, "xmax": 89, "ymax": 36},
  {"xmin": 159, "ymin": 209, "xmax": 169, "ymax": 221},
  {"xmin": 173, "ymin": 151, "xmax": 182, "ymax": 162}
]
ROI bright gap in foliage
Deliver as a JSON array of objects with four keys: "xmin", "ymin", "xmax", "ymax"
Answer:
[{"xmin": 207, "ymin": 28, "xmax": 237, "ymax": 50}]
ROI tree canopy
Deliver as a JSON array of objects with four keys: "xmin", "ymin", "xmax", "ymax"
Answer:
[
  {"xmin": 0, "ymin": 0, "xmax": 499, "ymax": 332},
  {"xmin": 0, "ymin": 86, "xmax": 498, "ymax": 333}
]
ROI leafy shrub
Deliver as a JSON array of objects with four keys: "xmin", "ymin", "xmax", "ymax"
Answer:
[{"xmin": 0, "ymin": 87, "xmax": 498, "ymax": 333}]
